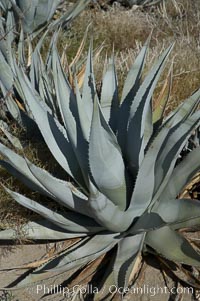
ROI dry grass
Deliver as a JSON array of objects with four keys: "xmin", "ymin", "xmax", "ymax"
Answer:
[
  {"xmin": 62, "ymin": 0, "xmax": 200, "ymax": 103},
  {"xmin": 0, "ymin": 123, "xmax": 68, "ymax": 233},
  {"xmin": 1, "ymin": 0, "xmax": 200, "ymax": 230}
]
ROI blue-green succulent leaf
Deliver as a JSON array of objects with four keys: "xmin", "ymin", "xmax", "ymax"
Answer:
[
  {"xmin": 162, "ymin": 88, "xmax": 200, "ymax": 128},
  {"xmin": 13, "ymin": 0, "xmax": 60, "ymax": 34},
  {"xmin": 121, "ymin": 38, "xmax": 149, "ymax": 104},
  {"xmin": 89, "ymin": 97, "xmax": 127, "ymax": 209},
  {"xmin": 18, "ymin": 29, "xmax": 25, "ymax": 66},
  {"xmin": 52, "ymin": 45, "xmax": 89, "ymax": 187},
  {"xmin": 117, "ymin": 40, "xmax": 149, "ymax": 155},
  {"xmin": 113, "ymin": 234, "xmax": 144, "ymax": 288},
  {"xmin": 128, "ymin": 212, "xmax": 166, "ymax": 235},
  {"xmin": 145, "ymin": 226, "xmax": 200, "ymax": 266},
  {"xmin": 82, "ymin": 41, "xmax": 96, "ymax": 123},
  {"xmin": 126, "ymin": 45, "xmax": 173, "ymax": 175},
  {"xmin": 13, "ymin": 65, "xmax": 85, "ymax": 187},
  {"xmin": 154, "ymin": 198, "xmax": 200, "ymax": 230},
  {"xmin": 101, "ymin": 56, "xmax": 119, "ymax": 132},
  {"xmin": 10, "ymin": 232, "xmax": 116, "ymax": 289},
  {"xmin": 162, "ymin": 146, "xmax": 200, "ymax": 201},
  {"xmin": 129, "ymin": 92, "xmax": 200, "ymax": 219},
  {"xmin": 49, "ymin": 0, "xmax": 91, "ymax": 30},
  {"xmin": 4, "ymin": 96, "xmax": 21, "ymax": 122},
  {"xmin": 75, "ymin": 76, "xmax": 91, "ymax": 141},
  {"xmin": 4, "ymin": 187, "xmax": 102, "ymax": 233},
  {"xmin": 26, "ymin": 160, "xmax": 93, "ymax": 216},
  {"xmin": 0, "ymin": 50, "xmax": 13, "ymax": 90},
  {"xmin": 0, "ymin": 220, "xmax": 86, "ymax": 240},
  {"xmin": 87, "ymin": 182, "xmax": 133, "ymax": 232},
  {"xmin": 44, "ymin": 233, "xmax": 118, "ymax": 273},
  {"xmin": 0, "ymin": 0, "xmax": 11, "ymax": 10},
  {"xmin": 0, "ymin": 142, "xmax": 54, "ymax": 198},
  {"xmin": 153, "ymin": 111, "xmax": 200, "ymax": 202},
  {"xmin": 5, "ymin": 11, "xmax": 15, "ymax": 68}
]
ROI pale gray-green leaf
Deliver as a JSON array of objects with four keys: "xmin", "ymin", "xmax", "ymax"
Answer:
[
  {"xmin": 89, "ymin": 97, "xmax": 127, "ymax": 209},
  {"xmin": 161, "ymin": 147, "xmax": 200, "ymax": 201},
  {"xmin": 13, "ymin": 65, "xmax": 85, "ymax": 187},
  {"xmin": 100, "ymin": 56, "xmax": 119, "ymax": 131},
  {"xmin": 0, "ymin": 220, "xmax": 86, "ymax": 240},
  {"xmin": 145, "ymin": 226, "xmax": 200, "ymax": 266},
  {"xmin": 153, "ymin": 198, "xmax": 200, "ymax": 230},
  {"xmin": 126, "ymin": 45, "xmax": 173, "ymax": 174},
  {"xmin": 4, "ymin": 187, "xmax": 102, "ymax": 233},
  {"xmin": 113, "ymin": 234, "xmax": 144, "ymax": 288}
]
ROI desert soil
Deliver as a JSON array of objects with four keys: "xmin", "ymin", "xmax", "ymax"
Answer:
[{"xmin": 0, "ymin": 242, "xmax": 196, "ymax": 301}]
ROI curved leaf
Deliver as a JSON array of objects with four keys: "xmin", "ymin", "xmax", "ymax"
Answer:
[
  {"xmin": 153, "ymin": 111, "xmax": 200, "ymax": 201},
  {"xmin": 13, "ymin": 64, "xmax": 86, "ymax": 188},
  {"xmin": 4, "ymin": 187, "xmax": 102, "ymax": 233},
  {"xmin": 117, "ymin": 39, "xmax": 149, "ymax": 155},
  {"xmin": 126, "ymin": 45, "xmax": 173, "ymax": 174},
  {"xmin": 161, "ymin": 146, "xmax": 200, "ymax": 200},
  {"xmin": 0, "ymin": 142, "xmax": 53, "ymax": 198},
  {"xmin": 121, "ymin": 39, "xmax": 149, "ymax": 104},
  {"xmin": 145, "ymin": 226, "xmax": 200, "ymax": 266},
  {"xmin": 74, "ymin": 76, "xmax": 91, "ymax": 141},
  {"xmin": 128, "ymin": 212, "xmax": 166, "ymax": 235},
  {"xmin": 81, "ymin": 41, "xmax": 96, "ymax": 123},
  {"xmin": 44, "ymin": 233, "xmax": 118, "ymax": 273},
  {"xmin": 9, "ymin": 232, "xmax": 116, "ymax": 289},
  {"xmin": 13, "ymin": 0, "xmax": 60, "ymax": 34},
  {"xmin": 49, "ymin": 0, "xmax": 91, "ymax": 31},
  {"xmin": 113, "ymin": 234, "xmax": 144, "ymax": 288},
  {"xmin": 0, "ymin": 50, "xmax": 13, "ymax": 90},
  {"xmin": 52, "ymin": 46, "xmax": 89, "ymax": 186},
  {"xmin": 0, "ymin": 220, "xmax": 86, "ymax": 240},
  {"xmin": 129, "ymin": 91, "xmax": 200, "ymax": 218},
  {"xmin": 100, "ymin": 56, "xmax": 119, "ymax": 132},
  {"xmin": 87, "ymin": 182, "xmax": 133, "ymax": 232},
  {"xmin": 89, "ymin": 97, "xmax": 127, "ymax": 209},
  {"xmin": 154, "ymin": 198, "xmax": 200, "ymax": 230},
  {"xmin": 26, "ymin": 159, "xmax": 93, "ymax": 217}
]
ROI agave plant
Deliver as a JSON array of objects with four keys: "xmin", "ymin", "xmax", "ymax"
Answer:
[
  {"xmin": 0, "ymin": 17, "xmax": 98, "ymax": 140},
  {"xmin": 0, "ymin": 0, "xmax": 91, "ymax": 89},
  {"xmin": 0, "ymin": 38, "xmax": 104, "ymax": 146},
  {"xmin": 0, "ymin": 38, "xmax": 200, "ymax": 300},
  {"xmin": 0, "ymin": 0, "xmax": 91, "ymax": 37}
]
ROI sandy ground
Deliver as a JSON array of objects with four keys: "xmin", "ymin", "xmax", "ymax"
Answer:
[
  {"xmin": 0, "ymin": 243, "xmax": 78, "ymax": 301},
  {"xmin": 0, "ymin": 243, "xmax": 195, "ymax": 301}
]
